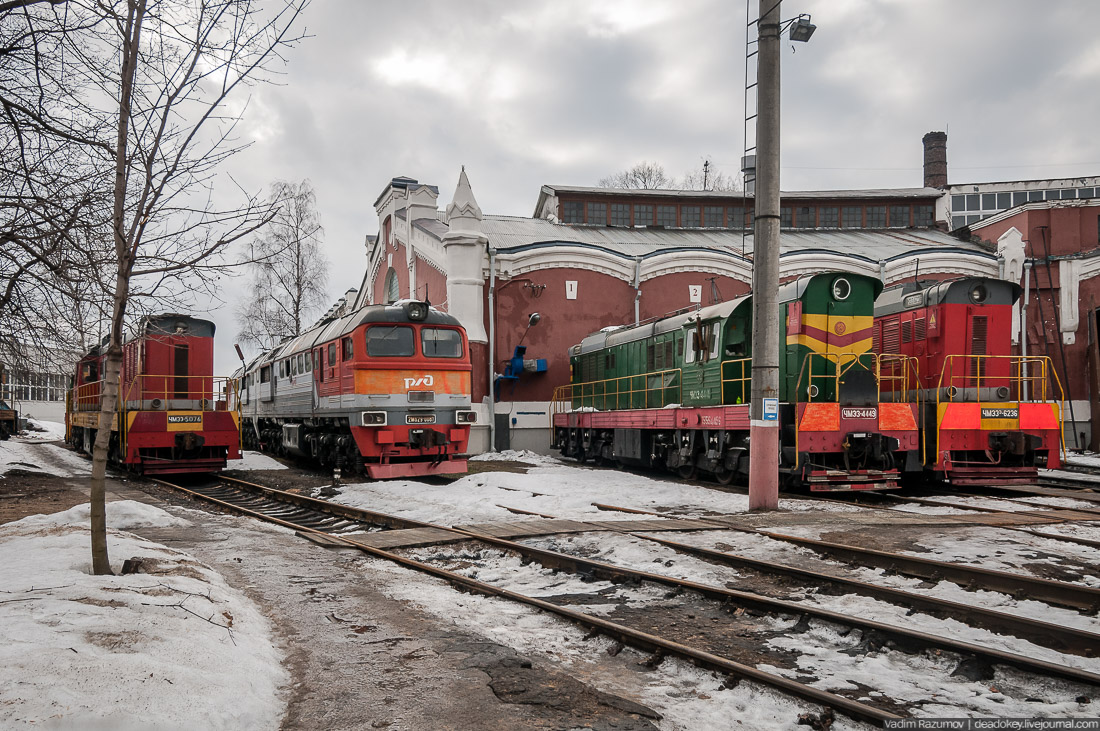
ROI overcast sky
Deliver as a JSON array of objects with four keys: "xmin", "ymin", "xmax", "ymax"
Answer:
[{"xmin": 209, "ymin": 0, "xmax": 1100, "ymax": 362}]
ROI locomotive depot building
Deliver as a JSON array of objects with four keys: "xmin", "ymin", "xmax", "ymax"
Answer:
[{"xmin": 356, "ymin": 132, "xmax": 1100, "ymax": 455}]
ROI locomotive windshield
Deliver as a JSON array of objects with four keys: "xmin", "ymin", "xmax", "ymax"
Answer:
[
  {"xmin": 422, "ymin": 328, "xmax": 463, "ymax": 358},
  {"xmin": 366, "ymin": 325, "xmax": 415, "ymax": 357}
]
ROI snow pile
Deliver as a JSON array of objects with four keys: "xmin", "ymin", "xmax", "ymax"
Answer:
[
  {"xmin": 232, "ymin": 450, "xmax": 288, "ymax": 471},
  {"xmin": 0, "ymin": 501, "xmax": 287, "ymax": 729},
  {"xmin": 19, "ymin": 418, "xmax": 67, "ymax": 442},
  {"xmin": 336, "ymin": 458, "xmax": 858, "ymax": 526},
  {"xmin": 469, "ymin": 448, "xmax": 561, "ymax": 466},
  {"xmin": 0, "ymin": 440, "xmax": 91, "ymax": 477}
]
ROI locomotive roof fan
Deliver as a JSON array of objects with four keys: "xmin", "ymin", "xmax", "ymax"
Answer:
[{"xmin": 405, "ymin": 301, "xmax": 429, "ymax": 321}]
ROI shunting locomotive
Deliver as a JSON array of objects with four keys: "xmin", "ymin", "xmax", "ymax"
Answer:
[
  {"xmin": 236, "ymin": 300, "xmax": 474, "ymax": 479},
  {"xmin": 66, "ymin": 315, "xmax": 241, "ymax": 474},
  {"xmin": 551, "ymin": 272, "xmax": 920, "ymax": 491},
  {"xmin": 874, "ymin": 276, "xmax": 1064, "ymax": 485}
]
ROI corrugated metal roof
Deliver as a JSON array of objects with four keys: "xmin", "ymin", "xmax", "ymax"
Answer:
[
  {"xmin": 541, "ymin": 184, "xmax": 942, "ymax": 200},
  {"xmin": 476, "ymin": 215, "xmax": 991, "ymax": 262}
]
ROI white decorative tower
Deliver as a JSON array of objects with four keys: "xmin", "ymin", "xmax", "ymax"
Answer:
[{"xmin": 443, "ymin": 167, "xmax": 488, "ymax": 343}]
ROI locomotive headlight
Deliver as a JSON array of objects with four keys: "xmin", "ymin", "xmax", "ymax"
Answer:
[
  {"xmin": 831, "ymin": 277, "xmax": 851, "ymax": 301},
  {"xmin": 456, "ymin": 410, "xmax": 478, "ymax": 424},
  {"xmin": 969, "ymin": 284, "xmax": 988, "ymax": 303},
  {"xmin": 406, "ymin": 302, "xmax": 429, "ymax": 321},
  {"xmin": 361, "ymin": 411, "xmax": 387, "ymax": 426}
]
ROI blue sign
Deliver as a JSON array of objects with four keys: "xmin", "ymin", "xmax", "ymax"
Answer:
[{"xmin": 762, "ymin": 398, "xmax": 779, "ymax": 421}]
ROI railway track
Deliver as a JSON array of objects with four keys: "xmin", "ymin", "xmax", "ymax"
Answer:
[{"xmin": 154, "ymin": 473, "xmax": 1100, "ymax": 727}]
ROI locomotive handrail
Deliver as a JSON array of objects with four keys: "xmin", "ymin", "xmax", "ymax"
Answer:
[
  {"xmin": 550, "ymin": 368, "xmax": 682, "ymax": 417},
  {"xmin": 934, "ymin": 354, "xmax": 1066, "ymax": 462},
  {"xmin": 70, "ymin": 374, "xmax": 239, "ymax": 413}
]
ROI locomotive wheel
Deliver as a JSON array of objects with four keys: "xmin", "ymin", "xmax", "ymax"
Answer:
[
  {"xmin": 576, "ymin": 449, "xmax": 587, "ymax": 464},
  {"xmin": 676, "ymin": 462, "xmax": 697, "ymax": 480},
  {"xmin": 713, "ymin": 467, "xmax": 735, "ymax": 486}
]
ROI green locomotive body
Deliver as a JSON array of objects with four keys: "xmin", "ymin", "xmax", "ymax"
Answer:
[{"xmin": 552, "ymin": 272, "xmax": 919, "ymax": 490}]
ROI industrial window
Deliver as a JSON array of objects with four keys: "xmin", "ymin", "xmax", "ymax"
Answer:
[
  {"xmin": 951, "ymin": 216, "xmax": 966, "ymax": 230},
  {"xmin": 866, "ymin": 206, "xmax": 886, "ymax": 227},
  {"xmin": 780, "ymin": 207, "xmax": 792, "ymax": 228},
  {"xmin": 1080, "ymin": 188, "xmax": 1095, "ymax": 198},
  {"xmin": 422, "ymin": 328, "xmax": 463, "ymax": 358},
  {"xmin": 586, "ymin": 202, "xmax": 607, "ymax": 224},
  {"xmin": 563, "ymin": 201, "xmax": 583, "ymax": 223},
  {"xmin": 704, "ymin": 206, "xmax": 724, "ymax": 227},
  {"xmin": 1045, "ymin": 190, "xmax": 1060, "ymax": 201},
  {"xmin": 1061, "ymin": 188, "xmax": 1077, "ymax": 200},
  {"xmin": 965, "ymin": 194, "xmax": 980, "ymax": 210},
  {"xmin": 1012, "ymin": 191, "xmax": 1029, "ymax": 207},
  {"xmin": 342, "ymin": 337, "xmax": 354, "ymax": 360},
  {"xmin": 656, "ymin": 205, "xmax": 676, "ymax": 227},
  {"xmin": 951, "ymin": 195, "xmax": 966, "ymax": 212},
  {"xmin": 889, "ymin": 205, "xmax": 909, "ymax": 227},
  {"xmin": 818, "ymin": 207, "xmax": 838, "ymax": 228},
  {"xmin": 1028, "ymin": 190, "xmax": 1043, "ymax": 202},
  {"xmin": 610, "ymin": 203, "xmax": 631, "ymax": 226},
  {"xmin": 365, "ymin": 326, "xmax": 414, "ymax": 357},
  {"xmin": 328, "ymin": 343, "xmax": 337, "ymax": 367},
  {"xmin": 914, "ymin": 205, "xmax": 934, "ymax": 227},
  {"xmin": 634, "ymin": 204, "xmax": 653, "ymax": 226},
  {"xmin": 996, "ymin": 192, "xmax": 1011, "ymax": 209},
  {"xmin": 842, "ymin": 207, "xmax": 862, "ymax": 228},
  {"xmin": 681, "ymin": 206, "xmax": 701, "ymax": 227},
  {"xmin": 795, "ymin": 206, "xmax": 813, "ymax": 228},
  {"xmin": 727, "ymin": 207, "xmax": 744, "ymax": 229},
  {"xmin": 981, "ymin": 193, "xmax": 996, "ymax": 209}
]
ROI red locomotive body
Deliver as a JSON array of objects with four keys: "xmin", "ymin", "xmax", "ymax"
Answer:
[
  {"xmin": 874, "ymin": 278, "xmax": 1063, "ymax": 485},
  {"xmin": 237, "ymin": 300, "xmax": 474, "ymax": 479},
  {"xmin": 67, "ymin": 315, "xmax": 241, "ymax": 474}
]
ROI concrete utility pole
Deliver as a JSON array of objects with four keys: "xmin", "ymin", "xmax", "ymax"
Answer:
[{"xmin": 748, "ymin": 0, "xmax": 782, "ymax": 511}]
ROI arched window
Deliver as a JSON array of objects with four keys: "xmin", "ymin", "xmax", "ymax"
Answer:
[{"xmin": 384, "ymin": 267, "xmax": 399, "ymax": 304}]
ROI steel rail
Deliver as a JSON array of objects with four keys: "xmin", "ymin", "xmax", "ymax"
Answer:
[
  {"xmin": 153, "ymin": 478, "xmax": 899, "ymax": 725},
  {"xmin": 155, "ymin": 478, "xmax": 1100, "ymax": 688},
  {"xmin": 592, "ymin": 502, "xmax": 1100, "ymax": 613}
]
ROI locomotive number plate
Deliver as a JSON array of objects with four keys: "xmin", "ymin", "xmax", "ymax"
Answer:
[
  {"xmin": 840, "ymin": 407, "xmax": 877, "ymax": 420},
  {"xmin": 981, "ymin": 407, "xmax": 1018, "ymax": 419},
  {"xmin": 406, "ymin": 414, "xmax": 437, "ymax": 425},
  {"xmin": 168, "ymin": 415, "xmax": 202, "ymax": 424}
]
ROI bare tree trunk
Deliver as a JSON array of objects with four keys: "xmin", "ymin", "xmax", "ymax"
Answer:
[{"xmin": 89, "ymin": 0, "xmax": 145, "ymax": 576}]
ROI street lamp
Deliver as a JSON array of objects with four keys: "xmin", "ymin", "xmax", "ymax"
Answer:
[{"xmin": 787, "ymin": 14, "xmax": 816, "ymax": 42}]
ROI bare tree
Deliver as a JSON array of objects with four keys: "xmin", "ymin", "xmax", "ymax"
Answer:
[
  {"xmin": 236, "ymin": 179, "xmax": 328, "ymax": 351},
  {"xmin": 0, "ymin": 0, "xmax": 309, "ymax": 574},
  {"xmin": 679, "ymin": 161, "xmax": 741, "ymax": 192},
  {"xmin": 599, "ymin": 160, "xmax": 671, "ymax": 190}
]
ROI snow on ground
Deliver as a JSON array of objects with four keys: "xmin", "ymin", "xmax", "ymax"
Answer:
[
  {"xmin": 367, "ymin": 555, "xmax": 872, "ymax": 731},
  {"xmin": 232, "ymin": 450, "xmax": 288, "ymax": 471},
  {"xmin": 1062, "ymin": 452, "xmax": 1100, "ymax": 471},
  {"xmin": 1027, "ymin": 522, "xmax": 1100, "ymax": 543},
  {"xmin": 19, "ymin": 418, "xmax": 67, "ymax": 442},
  {"xmin": 0, "ymin": 500, "xmax": 287, "ymax": 730},
  {"xmin": 1, "ymin": 439, "xmax": 92, "ymax": 477},
  {"xmin": 334, "ymin": 457, "xmax": 862, "ymax": 527}
]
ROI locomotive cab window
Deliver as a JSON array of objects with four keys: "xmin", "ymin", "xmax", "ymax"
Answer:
[
  {"xmin": 328, "ymin": 343, "xmax": 337, "ymax": 367},
  {"xmin": 422, "ymin": 328, "xmax": 463, "ymax": 358},
  {"xmin": 343, "ymin": 337, "xmax": 354, "ymax": 360},
  {"xmin": 365, "ymin": 325, "xmax": 415, "ymax": 357}
]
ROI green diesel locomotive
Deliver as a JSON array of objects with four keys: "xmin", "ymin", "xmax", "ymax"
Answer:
[{"xmin": 551, "ymin": 272, "xmax": 920, "ymax": 490}]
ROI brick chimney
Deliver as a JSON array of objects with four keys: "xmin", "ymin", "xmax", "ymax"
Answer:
[{"xmin": 922, "ymin": 131, "xmax": 947, "ymax": 188}]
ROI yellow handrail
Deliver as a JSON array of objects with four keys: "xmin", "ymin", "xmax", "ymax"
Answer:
[
  {"xmin": 550, "ymin": 368, "xmax": 682, "ymax": 426},
  {"xmin": 934, "ymin": 354, "xmax": 1065, "ymax": 463},
  {"xmin": 70, "ymin": 374, "xmax": 238, "ymax": 413}
]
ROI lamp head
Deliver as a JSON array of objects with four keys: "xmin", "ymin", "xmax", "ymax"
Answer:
[
  {"xmin": 528, "ymin": 312, "xmax": 541, "ymax": 327},
  {"xmin": 789, "ymin": 15, "xmax": 816, "ymax": 42}
]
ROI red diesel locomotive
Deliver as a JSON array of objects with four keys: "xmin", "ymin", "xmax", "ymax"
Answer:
[
  {"xmin": 874, "ymin": 277, "xmax": 1064, "ymax": 485},
  {"xmin": 236, "ymin": 300, "xmax": 474, "ymax": 479},
  {"xmin": 67, "ymin": 315, "xmax": 241, "ymax": 474}
]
